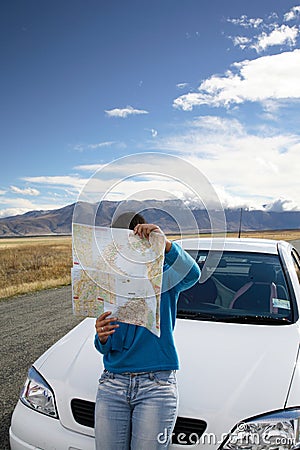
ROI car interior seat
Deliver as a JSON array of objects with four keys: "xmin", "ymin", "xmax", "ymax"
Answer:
[
  {"xmin": 229, "ymin": 263, "xmax": 277, "ymax": 313},
  {"xmin": 178, "ymin": 263, "xmax": 218, "ymax": 311}
]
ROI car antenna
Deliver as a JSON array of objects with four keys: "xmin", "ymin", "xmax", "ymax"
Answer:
[{"xmin": 238, "ymin": 207, "xmax": 243, "ymax": 238}]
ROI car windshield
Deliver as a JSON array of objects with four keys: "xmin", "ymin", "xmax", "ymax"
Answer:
[{"xmin": 177, "ymin": 250, "xmax": 294, "ymax": 325}]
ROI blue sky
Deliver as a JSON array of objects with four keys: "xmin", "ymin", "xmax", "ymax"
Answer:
[{"xmin": 1, "ymin": 0, "xmax": 300, "ymax": 218}]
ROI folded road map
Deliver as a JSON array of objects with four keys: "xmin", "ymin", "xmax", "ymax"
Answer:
[{"xmin": 71, "ymin": 223, "xmax": 165, "ymax": 336}]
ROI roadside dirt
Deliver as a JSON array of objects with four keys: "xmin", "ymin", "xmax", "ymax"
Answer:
[
  {"xmin": 290, "ymin": 239, "xmax": 300, "ymax": 253},
  {"xmin": 0, "ymin": 285, "xmax": 82, "ymax": 449}
]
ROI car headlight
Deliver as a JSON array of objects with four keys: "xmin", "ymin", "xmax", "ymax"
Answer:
[
  {"xmin": 221, "ymin": 408, "xmax": 300, "ymax": 449},
  {"xmin": 20, "ymin": 366, "xmax": 58, "ymax": 418}
]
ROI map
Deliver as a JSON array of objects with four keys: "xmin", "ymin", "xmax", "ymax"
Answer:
[{"xmin": 71, "ymin": 223, "xmax": 165, "ymax": 336}]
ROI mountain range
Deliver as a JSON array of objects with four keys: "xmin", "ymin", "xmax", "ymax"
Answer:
[{"xmin": 0, "ymin": 201, "xmax": 300, "ymax": 237}]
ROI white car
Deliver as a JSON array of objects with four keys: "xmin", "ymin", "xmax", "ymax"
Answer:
[{"xmin": 10, "ymin": 238, "xmax": 300, "ymax": 450}]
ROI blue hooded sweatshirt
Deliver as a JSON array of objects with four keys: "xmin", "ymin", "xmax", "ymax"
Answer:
[{"xmin": 94, "ymin": 242, "xmax": 200, "ymax": 373}]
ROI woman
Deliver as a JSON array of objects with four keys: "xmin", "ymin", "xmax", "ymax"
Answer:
[{"xmin": 94, "ymin": 213, "xmax": 200, "ymax": 449}]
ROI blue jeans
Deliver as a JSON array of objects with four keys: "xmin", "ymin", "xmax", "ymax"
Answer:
[{"xmin": 94, "ymin": 370, "xmax": 178, "ymax": 450}]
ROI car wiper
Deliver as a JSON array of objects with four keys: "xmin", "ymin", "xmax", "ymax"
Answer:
[
  {"xmin": 217, "ymin": 315, "xmax": 292, "ymax": 325},
  {"xmin": 177, "ymin": 310, "xmax": 292, "ymax": 325},
  {"xmin": 177, "ymin": 310, "xmax": 220, "ymax": 321}
]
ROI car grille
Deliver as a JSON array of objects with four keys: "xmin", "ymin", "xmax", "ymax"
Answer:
[
  {"xmin": 71, "ymin": 399, "xmax": 95, "ymax": 428},
  {"xmin": 172, "ymin": 416, "xmax": 207, "ymax": 445},
  {"xmin": 71, "ymin": 399, "xmax": 207, "ymax": 445}
]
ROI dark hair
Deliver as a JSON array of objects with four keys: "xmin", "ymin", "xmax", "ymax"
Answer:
[{"xmin": 112, "ymin": 212, "xmax": 146, "ymax": 230}]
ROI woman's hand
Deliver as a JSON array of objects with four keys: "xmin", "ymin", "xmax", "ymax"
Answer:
[
  {"xmin": 133, "ymin": 223, "xmax": 172, "ymax": 252},
  {"xmin": 95, "ymin": 311, "xmax": 119, "ymax": 344}
]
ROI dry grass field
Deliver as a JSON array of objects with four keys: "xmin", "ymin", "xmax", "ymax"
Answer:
[
  {"xmin": 0, "ymin": 229, "xmax": 299, "ymax": 299},
  {"xmin": 227, "ymin": 229, "xmax": 300, "ymax": 240},
  {"xmin": 169, "ymin": 229, "xmax": 300, "ymax": 241},
  {"xmin": 0, "ymin": 236, "xmax": 72, "ymax": 299}
]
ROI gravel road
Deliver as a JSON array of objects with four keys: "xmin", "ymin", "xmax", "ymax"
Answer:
[
  {"xmin": 290, "ymin": 239, "xmax": 300, "ymax": 253},
  {"xmin": 0, "ymin": 285, "xmax": 82, "ymax": 449}
]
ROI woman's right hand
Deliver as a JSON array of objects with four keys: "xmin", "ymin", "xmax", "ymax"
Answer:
[{"xmin": 95, "ymin": 311, "xmax": 119, "ymax": 344}]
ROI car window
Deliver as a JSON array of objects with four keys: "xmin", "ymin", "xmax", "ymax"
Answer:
[
  {"xmin": 292, "ymin": 249, "xmax": 300, "ymax": 284},
  {"xmin": 177, "ymin": 250, "xmax": 293, "ymax": 325}
]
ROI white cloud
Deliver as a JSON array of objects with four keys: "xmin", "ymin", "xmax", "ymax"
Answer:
[
  {"xmin": 252, "ymin": 24, "xmax": 299, "ymax": 52},
  {"xmin": 176, "ymin": 82, "xmax": 189, "ymax": 89},
  {"xmin": 70, "ymin": 154, "xmax": 225, "ymax": 209},
  {"xmin": 74, "ymin": 141, "xmax": 117, "ymax": 151},
  {"xmin": 0, "ymin": 196, "xmax": 65, "ymax": 213},
  {"xmin": 0, "ymin": 190, "xmax": 6, "ymax": 195},
  {"xmin": 0, "ymin": 198, "xmax": 73, "ymax": 218},
  {"xmin": 0, "ymin": 198, "xmax": 45, "ymax": 208},
  {"xmin": 231, "ymin": 35, "xmax": 252, "ymax": 49},
  {"xmin": 0, "ymin": 185, "xmax": 84, "ymax": 217},
  {"xmin": 184, "ymin": 116, "xmax": 244, "ymax": 137},
  {"xmin": 151, "ymin": 115, "xmax": 300, "ymax": 210},
  {"xmin": 143, "ymin": 128, "xmax": 158, "ymax": 138},
  {"xmin": 22, "ymin": 175, "xmax": 87, "ymax": 189},
  {"xmin": 2, "ymin": 119, "xmax": 300, "ymax": 216},
  {"xmin": 264, "ymin": 197, "xmax": 299, "ymax": 212},
  {"xmin": 105, "ymin": 105, "xmax": 149, "ymax": 118},
  {"xmin": 146, "ymin": 128, "xmax": 158, "ymax": 138},
  {"xmin": 0, "ymin": 208, "xmax": 31, "ymax": 218},
  {"xmin": 268, "ymin": 12, "xmax": 279, "ymax": 22},
  {"xmin": 173, "ymin": 49, "xmax": 300, "ymax": 110},
  {"xmin": 10, "ymin": 186, "xmax": 40, "ymax": 196},
  {"xmin": 74, "ymin": 164, "xmax": 106, "ymax": 172},
  {"xmin": 284, "ymin": 6, "xmax": 300, "ymax": 22},
  {"xmin": 21, "ymin": 171, "xmax": 151, "ymax": 203},
  {"xmin": 247, "ymin": 18, "xmax": 264, "ymax": 28},
  {"xmin": 173, "ymin": 92, "xmax": 207, "ymax": 111},
  {"xmin": 227, "ymin": 9, "xmax": 300, "ymax": 53},
  {"xmin": 3, "ymin": 106, "xmax": 300, "ymax": 216},
  {"xmin": 227, "ymin": 15, "xmax": 263, "ymax": 29}
]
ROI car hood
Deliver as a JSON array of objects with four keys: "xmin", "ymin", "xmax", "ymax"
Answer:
[
  {"xmin": 175, "ymin": 319, "xmax": 300, "ymax": 448},
  {"xmin": 34, "ymin": 318, "xmax": 300, "ymax": 447}
]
